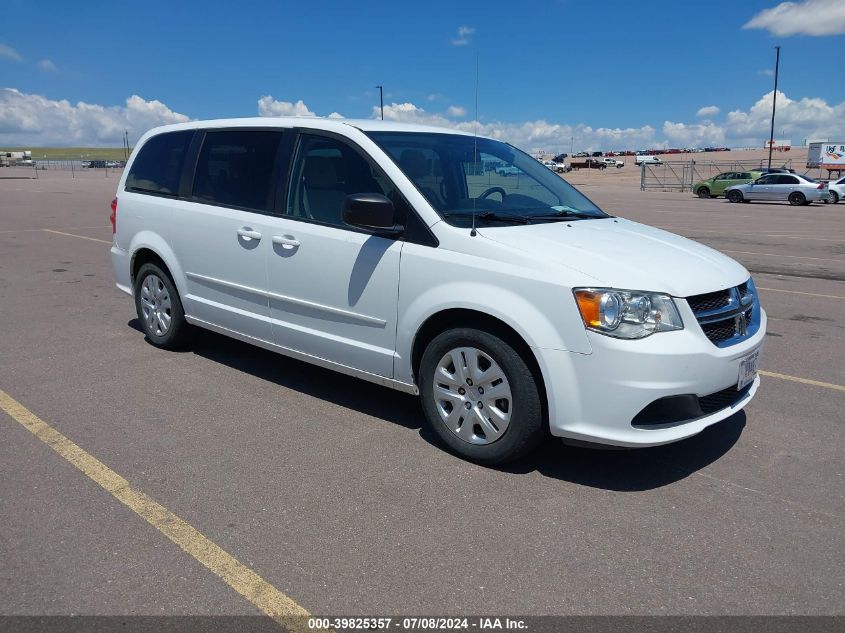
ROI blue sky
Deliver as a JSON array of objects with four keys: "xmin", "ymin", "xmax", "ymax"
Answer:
[{"xmin": 2, "ymin": 0, "xmax": 844, "ymax": 150}]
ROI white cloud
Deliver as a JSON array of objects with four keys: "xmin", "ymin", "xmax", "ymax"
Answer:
[
  {"xmin": 744, "ymin": 0, "xmax": 845, "ymax": 36},
  {"xmin": 759, "ymin": 68, "xmax": 775, "ymax": 77},
  {"xmin": 0, "ymin": 43, "xmax": 23, "ymax": 62},
  {"xmin": 427, "ymin": 93, "xmax": 442, "ymax": 102},
  {"xmin": 696, "ymin": 105, "xmax": 720, "ymax": 118},
  {"xmin": 371, "ymin": 102, "xmax": 657, "ymax": 152},
  {"xmin": 451, "ymin": 26, "xmax": 475, "ymax": 46},
  {"xmin": 257, "ymin": 96, "xmax": 316, "ymax": 117},
  {"xmin": 0, "ymin": 88, "xmax": 189, "ymax": 146},
  {"xmin": 663, "ymin": 121, "xmax": 726, "ymax": 147},
  {"xmin": 446, "ymin": 105, "xmax": 466, "ymax": 117},
  {"xmin": 327, "ymin": 111, "xmax": 345, "ymax": 119},
  {"xmin": 37, "ymin": 59, "xmax": 57, "ymax": 72}
]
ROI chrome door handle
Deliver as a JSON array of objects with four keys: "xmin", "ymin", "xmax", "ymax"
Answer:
[
  {"xmin": 237, "ymin": 227, "xmax": 262, "ymax": 241},
  {"xmin": 272, "ymin": 235, "xmax": 301, "ymax": 248}
]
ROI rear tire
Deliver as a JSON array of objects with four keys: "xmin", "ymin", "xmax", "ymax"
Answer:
[
  {"xmin": 727, "ymin": 190, "xmax": 743, "ymax": 203},
  {"xmin": 134, "ymin": 262, "xmax": 192, "ymax": 349},
  {"xmin": 829, "ymin": 191, "xmax": 839, "ymax": 204},
  {"xmin": 788, "ymin": 191, "xmax": 805, "ymax": 206},
  {"xmin": 697, "ymin": 187, "xmax": 711, "ymax": 199},
  {"xmin": 419, "ymin": 328, "xmax": 544, "ymax": 465}
]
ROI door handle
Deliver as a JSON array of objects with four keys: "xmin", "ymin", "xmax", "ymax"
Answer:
[
  {"xmin": 272, "ymin": 235, "xmax": 301, "ymax": 249},
  {"xmin": 237, "ymin": 227, "xmax": 262, "ymax": 241}
]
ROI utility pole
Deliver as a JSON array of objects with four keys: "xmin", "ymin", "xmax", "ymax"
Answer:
[
  {"xmin": 375, "ymin": 85, "xmax": 384, "ymax": 120},
  {"xmin": 570, "ymin": 136, "xmax": 574, "ymax": 155},
  {"xmin": 767, "ymin": 45, "xmax": 781, "ymax": 170}
]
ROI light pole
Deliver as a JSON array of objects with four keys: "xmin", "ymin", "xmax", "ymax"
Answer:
[
  {"xmin": 767, "ymin": 45, "xmax": 781, "ymax": 170},
  {"xmin": 570, "ymin": 136, "xmax": 574, "ymax": 155},
  {"xmin": 375, "ymin": 85, "xmax": 384, "ymax": 120}
]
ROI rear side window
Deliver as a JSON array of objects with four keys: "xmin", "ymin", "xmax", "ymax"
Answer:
[
  {"xmin": 776, "ymin": 175, "xmax": 799, "ymax": 185},
  {"xmin": 192, "ymin": 130, "xmax": 282, "ymax": 211},
  {"xmin": 126, "ymin": 131, "xmax": 193, "ymax": 195}
]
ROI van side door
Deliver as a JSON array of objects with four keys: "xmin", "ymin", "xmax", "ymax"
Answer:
[
  {"xmin": 170, "ymin": 128, "xmax": 285, "ymax": 342},
  {"xmin": 264, "ymin": 132, "xmax": 404, "ymax": 378}
]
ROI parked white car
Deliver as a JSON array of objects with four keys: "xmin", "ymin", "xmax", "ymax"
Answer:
[
  {"xmin": 725, "ymin": 173, "xmax": 828, "ymax": 205},
  {"xmin": 111, "ymin": 118, "xmax": 765, "ymax": 464},
  {"xmin": 598, "ymin": 157, "xmax": 624, "ymax": 168},
  {"xmin": 827, "ymin": 175, "xmax": 845, "ymax": 203},
  {"xmin": 635, "ymin": 155, "xmax": 663, "ymax": 166}
]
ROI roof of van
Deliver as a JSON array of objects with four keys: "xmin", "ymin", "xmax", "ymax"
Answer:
[{"xmin": 144, "ymin": 117, "xmax": 479, "ymax": 138}]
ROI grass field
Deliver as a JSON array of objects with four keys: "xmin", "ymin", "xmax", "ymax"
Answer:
[{"xmin": 1, "ymin": 147, "xmax": 131, "ymax": 160}]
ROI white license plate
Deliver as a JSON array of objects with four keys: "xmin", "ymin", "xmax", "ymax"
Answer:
[{"xmin": 737, "ymin": 349, "xmax": 760, "ymax": 391}]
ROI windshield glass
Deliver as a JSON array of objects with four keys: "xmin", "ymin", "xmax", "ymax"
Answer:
[{"xmin": 367, "ymin": 132, "xmax": 607, "ymax": 227}]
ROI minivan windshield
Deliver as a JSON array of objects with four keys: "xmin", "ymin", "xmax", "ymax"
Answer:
[{"xmin": 367, "ymin": 132, "xmax": 608, "ymax": 227}]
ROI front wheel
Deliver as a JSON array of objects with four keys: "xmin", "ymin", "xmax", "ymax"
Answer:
[
  {"xmin": 419, "ymin": 328, "xmax": 544, "ymax": 465},
  {"xmin": 828, "ymin": 191, "xmax": 839, "ymax": 204},
  {"xmin": 727, "ymin": 190, "xmax": 743, "ymax": 203},
  {"xmin": 788, "ymin": 191, "xmax": 806, "ymax": 206},
  {"xmin": 134, "ymin": 263, "xmax": 192, "ymax": 349},
  {"xmin": 697, "ymin": 187, "xmax": 711, "ymax": 199}
]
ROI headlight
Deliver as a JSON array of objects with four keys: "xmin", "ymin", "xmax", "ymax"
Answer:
[{"xmin": 573, "ymin": 288, "xmax": 683, "ymax": 339}]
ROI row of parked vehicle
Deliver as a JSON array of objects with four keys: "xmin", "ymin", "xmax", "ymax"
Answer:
[{"xmin": 693, "ymin": 169, "xmax": 844, "ymax": 205}]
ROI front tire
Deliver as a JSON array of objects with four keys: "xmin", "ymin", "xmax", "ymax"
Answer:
[
  {"xmin": 727, "ymin": 190, "xmax": 743, "ymax": 203},
  {"xmin": 134, "ymin": 262, "xmax": 192, "ymax": 349},
  {"xmin": 419, "ymin": 328, "xmax": 543, "ymax": 465},
  {"xmin": 828, "ymin": 191, "xmax": 839, "ymax": 204},
  {"xmin": 697, "ymin": 187, "xmax": 711, "ymax": 199},
  {"xmin": 788, "ymin": 191, "xmax": 806, "ymax": 206}
]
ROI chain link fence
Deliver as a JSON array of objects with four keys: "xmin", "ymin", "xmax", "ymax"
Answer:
[{"xmin": 640, "ymin": 159, "xmax": 798, "ymax": 192}]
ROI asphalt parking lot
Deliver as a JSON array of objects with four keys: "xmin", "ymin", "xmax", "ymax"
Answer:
[{"xmin": 1, "ymin": 171, "xmax": 843, "ymax": 621}]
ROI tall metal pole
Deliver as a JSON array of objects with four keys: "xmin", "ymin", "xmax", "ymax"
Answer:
[
  {"xmin": 375, "ymin": 85, "xmax": 384, "ymax": 120},
  {"xmin": 767, "ymin": 45, "xmax": 781, "ymax": 169}
]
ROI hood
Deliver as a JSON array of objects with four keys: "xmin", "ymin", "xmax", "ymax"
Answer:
[{"xmin": 477, "ymin": 217, "xmax": 749, "ymax": 297}]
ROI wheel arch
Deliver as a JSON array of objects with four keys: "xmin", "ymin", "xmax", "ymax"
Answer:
[
  {"xmin": 410, "ymin": 308, "xmax": 549, "ymax": 426},
  {"xmin": 127, "ymin": 232, "xmax": 187, "ymax": 296}
]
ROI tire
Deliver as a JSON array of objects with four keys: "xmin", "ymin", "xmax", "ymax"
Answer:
[
  {"xmin": 419, "ymin": 328, "xmax": 544, "ymax": 465},
  {"xmin": 697, "ymin": 187, "xmax": 711, "ymax": 199},
  {"xmin": 829, "ymin": 191, "xmax": 839, "ymax": 204},
  {"xmin": 133, "ymin": 262, "xmax": 192, "ymax": 349},
  {"xmin": 788, "ymin": 191, "xmax": 805, "ymax": 206},
  {"xmin": 727, "ymin": 190, "xmax": 743, "ymax": 203}
]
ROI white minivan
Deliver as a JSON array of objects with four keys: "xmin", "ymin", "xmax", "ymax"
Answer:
[{"xmin": 111, "ymin": 118, "xmax": 765, "ymax": 464}]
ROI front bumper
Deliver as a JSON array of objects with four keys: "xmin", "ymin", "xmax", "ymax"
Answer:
[{"xmin": 538, "ymin": 307, "xmax": 766, "ymax": 447}]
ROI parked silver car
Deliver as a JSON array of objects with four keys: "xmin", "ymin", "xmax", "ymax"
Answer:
[{"xmin": 725, "ymin": 173, "xmax": 827, "ymax": 205}]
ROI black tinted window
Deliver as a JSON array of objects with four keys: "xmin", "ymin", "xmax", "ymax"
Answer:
[
  {"xmin": 126, "ymin": 131, "xmax": 193, "ymax": 195},
  {"xmin": 192, "ymin": 130, "xmax": 282, "ymax": 211},
  {"xmin": 756, "ymin": 175, "xmax": 776, "ymax": 185},
  {"xmin": 285, "ymin": 135, "xmax": 391, "ymax": 226},
  {"xmin": 776, "ymin": 175, "xmax": 799, "ymax": 185}
]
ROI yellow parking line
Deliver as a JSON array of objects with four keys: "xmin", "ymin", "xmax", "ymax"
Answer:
[
  {"xmin": 43, "ymin": 229, "xmax": 112, "ymax": 244},
  {"xmin": 760, "ymin": 371, "xmax": 845, "ymax": 392},
  {"xmin": 0, "ymin": 388, "xmax": 311, "ymax": 629},
  {"xmin": 757, "ymin": 287, "xmax": 845, "ymax": 300}
]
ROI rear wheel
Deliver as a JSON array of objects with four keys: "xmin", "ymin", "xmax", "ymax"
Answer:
[
  {"xmin": 829, "ymin": 191, "xmax": 839, "ymax": 204},
  {"xmin": 727, "ymin": 190, "xmax": 743, "ymax": 203},
  {"xmin": 788, "ymin": 191, "xmax": 806, "ymax": 206},
  {"xmin": 697, "ymin": 187, "xmax": 711, "ymax": 199},
  {"xmin": 419, "ymin": 328, "xmax": 543, "ymax": 465},
  {"xmin": 134, "ymin": 262, "xmax": 192, "ymax": 349}
]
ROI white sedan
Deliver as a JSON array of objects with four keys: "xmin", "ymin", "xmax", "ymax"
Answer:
[
  {"xmin": 725, "ymin": 173, "xmax": 828, "ymax": 205},
  {"xmin": 827, "ymin": 175, "xmax": 845, "ymax": 204}
]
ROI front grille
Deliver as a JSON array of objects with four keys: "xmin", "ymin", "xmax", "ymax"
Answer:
[
  {"xmin": 699, "ymin": 383, "xmax": 752, "ymax": 414},
  {"xmin": 687, "ymin": 289, "xmax": 731, "ymax": 314},
  {"xmin": 686, "ymin": 282, "xmax": 759, "ymax": 347},
  {"xmin": 631, "ymin": 383, "xmax": 752, "ymax": 427}
]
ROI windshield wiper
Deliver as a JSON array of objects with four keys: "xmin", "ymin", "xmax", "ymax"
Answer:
[
  {"xmin": 528, "ymin": 209, "xmax": 604, "ymax": 221},
  {"xmin": 443, "ymin": 211, "xmax": 529, "ymax": 224}
]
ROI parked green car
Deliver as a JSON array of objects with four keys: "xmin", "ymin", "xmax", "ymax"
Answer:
[{"xmin": 694, "ymin": 171, "xmax": 762, "ymax": 198}]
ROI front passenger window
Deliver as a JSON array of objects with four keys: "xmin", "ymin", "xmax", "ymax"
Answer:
[{"xmin": 285, "ymin": 135, "xmax": 391, "ymax": 227}]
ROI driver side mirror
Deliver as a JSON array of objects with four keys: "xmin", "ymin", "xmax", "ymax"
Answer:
[{"xmin": 342, "ymin": 193, "xmax": 404, "ymax": 236}]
